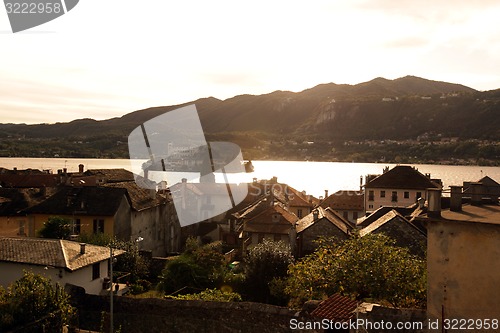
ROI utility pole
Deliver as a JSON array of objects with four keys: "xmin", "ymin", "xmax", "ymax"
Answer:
[{"xmin": 110, "ymin": 246, "xmax": 113, "ymax": 333}]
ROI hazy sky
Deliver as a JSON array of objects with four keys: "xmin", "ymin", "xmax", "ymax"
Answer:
[{"xmin": 1, "ymin": 0, "xmax": 500, "ymax": 124}]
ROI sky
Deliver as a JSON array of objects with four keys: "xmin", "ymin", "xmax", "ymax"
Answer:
[{"xmin": 1, "ymin": 0, "xmax": 500, "ymax": 124}]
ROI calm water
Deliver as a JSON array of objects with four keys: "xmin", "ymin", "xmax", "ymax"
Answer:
[{"xmin": 1, "ymin": 157, "xmax": 498, "ymax": 199}]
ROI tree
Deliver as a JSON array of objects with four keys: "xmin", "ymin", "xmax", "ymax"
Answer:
[
  {"xmin": 286, "ymin": 233, "xmax": 426, "ymax": 308},
  {"xmin": 38, "ymin": 216, "xmax": 72, "ymax": 239},
  {"xmin": 77, "ymin": 233, "xmax": 150, "ymax": 284},
  {"xmin": 244, "ymin": 239, "xmax": 294, "ymax": 304},
  {"xmin": 0, "ymin": 271, "xmax": 75, "ymax": 332},
  {"xmin": 158, "ymin": 238, "xmax": 228, "ymax": 295}
]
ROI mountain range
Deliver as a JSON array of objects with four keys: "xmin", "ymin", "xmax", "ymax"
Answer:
[{"xmin": 1, "ymin": 75, "xmax": 499, "ymax": 162}]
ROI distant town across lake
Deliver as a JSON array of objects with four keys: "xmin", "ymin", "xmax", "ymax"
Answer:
[{"xmin": 1, "ymin": 157, "xmax": 498, "ymax": 199}]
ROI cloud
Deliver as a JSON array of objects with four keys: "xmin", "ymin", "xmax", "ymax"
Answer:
[{"xmin": 383, "ymin": 36, "xmax": 429, "ymax": 49}]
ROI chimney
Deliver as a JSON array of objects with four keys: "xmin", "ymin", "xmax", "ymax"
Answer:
[
  {"xmin": 79, "ymin": 164, "xmax": 84, "ymax": 173},
  {"xmin": 470, "ymin": 182, "xmax": 482, "ymax": 206},
  {"xmin": 360, "ymin": 176, "xmax": 363, "ymax": 191},
  {"xmin": 63, "ymin": 168, "xmax": 67, "ymax": 174},
  {"xmin": 80, "ymin": 243, "xmax": 86, "ymax": 255},
  {"xmin": 417, "ymin": 197, "xmax": 425, "ymax": 209},
  {"xmin": 13, "ymin": 167, "xmax": 17, "ymax": 171},
  {"xmin": 427, "ymin": 188, "xmax": 442, "ymax": 218},
  {"xmin": 450, "ymin": 186, "xmax": 463, "ymax": 212},
  {"xmin": 312, "ymin": 209, "xmax": 319, "ymax": 220},
  {"xmin": 324, "ymin": 190, "xmax": 329, "ymax": 198}
]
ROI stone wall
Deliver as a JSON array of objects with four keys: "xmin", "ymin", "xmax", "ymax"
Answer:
[
  {"xmin": 73, "ymin": 294, "xmax": 427, "ymax": 333},
  {"xmin": 74, "ymin": 295, "xmax": 301, "ymax": 333}
]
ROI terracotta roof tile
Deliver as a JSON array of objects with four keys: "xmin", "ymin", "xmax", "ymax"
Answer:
[
  {"xmin": 0, "ymin": 237, "xmax": 123, "ymax": 271},
  {"xmin": 296, "ymin": 207, "xmax": 351, "ymax": 234},
  {"xmin": 320, "ymin": 190, "xmax": 364, "ymax": 211},
  {"xmin": 310, "ymin": 293, "xmax": 358, "ymax": 321}
]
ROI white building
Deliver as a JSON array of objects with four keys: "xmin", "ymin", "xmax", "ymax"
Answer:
[
  {"xmin": 364, "ymin": 165, "xmax": 441, "ymax": 214},
  {"xmin": 0, "ymin": 237, "xmax": 124, "ymax": 295}
]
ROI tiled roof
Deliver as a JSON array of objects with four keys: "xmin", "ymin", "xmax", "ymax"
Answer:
[
  {"xmin": 243, "ymin": 202, "xmax": 298, "ymax": 235},
  {"xmin": 357, "ymin": 205, "xmax": 418, "ymax": 228},
  {"xmin": 0, "ymin": 237, "xmax": 124, "ymax": 271},
  {"xmin": 296, "ymin": 207, "xmax": 351, "ymax": 234},
  {"xmin": 358, "ymin": 209, "xmax": 426, "ymax": 256},
  {"xmin": 84, "ymin": 169, "xmax": 135, "ymax": 183},
  {"xmin": 365, "ymin": 165, "xmax": 441, "ymax": 190},
  {"xmin": 0, "ymin": 173, "xmax": 61, "ymax": 187},
  {"xmin": 310, "ymin": 293, "xmax": 358, "ymax": 321},
  {"xmin": 273, "ymin": 184, "xmax": 314, "ymax": 208},
  {"xmin": 0, "ymin": 187, "xmax": 59, "ymax": 216},
  {"xmin": 103, "ymin": 181, "xmax": 167, "ymax": 211},
  {"xmin": 359, "ymin": 210, "xmax": 406, "ymax": 237},
  {"xmin": 234, "ymin": 196, "xmax": 273, "ymax": 220},
  {"xmin": 25, "ymin": 186, "xmax": 128, "ymax": 216},
  {"xmin": 319, "ymin": 190, "xmax": 364, "ymax": 211}
]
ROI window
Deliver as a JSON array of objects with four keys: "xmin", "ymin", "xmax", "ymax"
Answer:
[
  {"xmin": 368, "ymin": 190, "xmax": 374, "ymax": 201},
  {"xmin": 343, "ymin": 211, "xmax": 349, "ymax": 220},
  {"xmin": 353, "ymin": 212, "xmax": 358, "ymax": 220},
  {"xmin": 380, "ymin": 190, "xmax": 386, "ymax": 198},
  {"xmin": 416, "ymin": 192, "xmax": 422, "ymax": 200},
  {"xmin": 391, "ymin": 191, "xmax": 398, "ymax": 202},
  {"xmin": 404, "ymin": 191, "xmax": 410, "ymax": 199},
  {"xmin": 93, "ymin": 219, "xmax": 104, "ymax": 234},
  {"xmin": 92, "ymin": 262, "xmax": 100, "ymax": 280},
  {"xmin": 274, "ymin": 234, "xmax": 281, "ymax": 241},
  {"xmin": 368, "ymin": 204, "xmax": 374, "ymax": 209},
  {"xmin": 258, "ymin": 233, "xmax": 264, "ymax": 243}
]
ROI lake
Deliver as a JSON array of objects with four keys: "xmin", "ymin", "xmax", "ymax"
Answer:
[{"xmin": 1, "ymin": 157, "xmax": 498, "ymax": 199}]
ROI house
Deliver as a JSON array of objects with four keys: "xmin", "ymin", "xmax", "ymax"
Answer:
[
  {"xmin": 296, "ymin": 207, "xmax": 352, "ymax": 257},
  {"xmin": 319, "ymin": 190, "xmax": 364, "ymax": 225},
  {"xmin": 103, "ymin": 181, "xmax": 180, "ymax": 256},
  {"xmin": 0, "ymin": 187, "xmax": 59, "ymax": 237},
  {"xmin": 237, "ymin": 196, "xmax": 298, "ymax": 254},
  {"xmin": 249, "ymin": 177, "xmax": 317, "ymax": 218},
  {"xmin": 19, "ymin": 181, "xmax": 180, "ymax": 256},
  {"xmin": 0, "ymin": 237, "xmax": 124, "ymax": 295},
  {"xmin": 23, "ymin": 186, "xmax": 130, "ymax": 239},
  {"xmin": 463, "ymin": 175, "xmax": 500, "ymax": 204},
  {"xmin": 358, "ymin": 209, "xmax": 426, "ymax": 256},
  {"xmin": 417, "ymin": 186, "xmax": 500, "ymax": 325},
  {"xmin": 364, "ymin": 165, "xmax": 441, "ymax": 214}
]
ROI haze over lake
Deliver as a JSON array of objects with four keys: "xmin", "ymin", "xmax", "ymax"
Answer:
[{"xmin": 1, "ymin": 158, "xmax": 497, "ymax": 199}]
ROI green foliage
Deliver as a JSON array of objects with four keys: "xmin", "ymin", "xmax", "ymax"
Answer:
[
  {"xmin": 244, "ymin": 239, "xmax": 294, "ymax": 304},
  {"xmin": 285, "ymin": 234, "xmax": 427, "ymax": 308},
  {"xmin": 77, "ymin": 234, "xmax": 150, "ymax": 283},
  {"xmin": 169, "ymin": 288, "xmax": 242, "ymax": 302},
  {"xmin": 158, "ymin": 238, "xmax": 229, "ymax": 295},
  {"xmin": 0, "ymin": 271, "xmax": 75, "ymax": 332},
  {"xmin": 77, "ymin": 232, "xmax": 114, "ymax": 247},
  {"xmin": 38, "ymin": 216, "xmax": 72, "ymax": 239}
]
